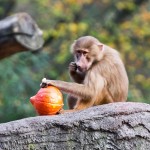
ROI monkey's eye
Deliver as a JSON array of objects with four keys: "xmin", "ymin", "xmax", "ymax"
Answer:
[
  {"xmin": 76, "ymin": 50, "xmax": 82, "ymax": 54},
  {"xmin": 76, "ymin": 50, "xmax": 82, "ymax": 58},
  {"xmin": 86, "ymin": 57, "xmax": 91, "ymax": 62},
  {"xmin": 83, "ymin": 51, "xmax": 87, "ymax": 55}
]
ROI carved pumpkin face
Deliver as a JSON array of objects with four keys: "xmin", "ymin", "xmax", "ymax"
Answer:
[{"xmin": 30, "ymin": 86, "xmax": 64, "ymax": 115}]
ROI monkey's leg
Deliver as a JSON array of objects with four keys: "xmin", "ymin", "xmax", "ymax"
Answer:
[
  {"xmin": 58, "ymin": 100, "xmax": 94, "ymax": 114},
  {"xmin": 74, "ymin": 99, "xmax": 95, "ymax": 110},
  {"xmin": 67, "ymin": 95, "xmax": 78, "ymax": 109}
]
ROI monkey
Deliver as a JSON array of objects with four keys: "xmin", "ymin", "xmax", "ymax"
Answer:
[{"xmin": 40, "ymin": 36, "xmax": 129, "ymax": 113}]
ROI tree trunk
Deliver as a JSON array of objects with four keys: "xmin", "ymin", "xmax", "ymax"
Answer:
[
  {"xmin": 0, "ymin": 13, "xmax": 44, "ymax": 59},
  {"xmin": 0, "ymin": 102, "xmax": 150, "ymax": 150}
]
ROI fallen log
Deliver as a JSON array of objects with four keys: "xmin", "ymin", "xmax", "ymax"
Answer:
[
  {"xmin": 0, "ymin": 13, "xmax": 44, "ymax": 59},
  {"xmin": 0, "ymin": 102, "xmax": 150, "ymax": 150}
]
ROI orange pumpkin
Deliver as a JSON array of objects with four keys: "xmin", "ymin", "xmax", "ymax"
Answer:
[{"xmin": 30, "ymin": 86, "xmax": 64, "ymax": 115}]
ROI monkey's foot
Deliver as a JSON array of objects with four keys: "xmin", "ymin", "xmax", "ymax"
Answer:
[
  {"xmin": 58, "ymin": 109, "xmax": 76, "ymax": 114},
  {"xmin": 56, "ymin": 108, "xmax": 66, "ymax": 114}
]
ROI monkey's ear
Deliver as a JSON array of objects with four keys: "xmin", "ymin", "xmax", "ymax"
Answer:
[
  {"xmin": 70, "ymin": 42, "xmax": 76, "ymax": 53},
  {"xmin": 97, "ymin": 44, "xmax": 104, "ymax": 51}
]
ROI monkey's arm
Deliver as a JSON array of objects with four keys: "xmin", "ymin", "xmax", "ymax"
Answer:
[
  {"xmin": 41, "ymin": 78, "xmax": 105, "ymax": 101},
  {"xmin": 41, "ymin": 78, "xmax": 92, "ymax": 99}
]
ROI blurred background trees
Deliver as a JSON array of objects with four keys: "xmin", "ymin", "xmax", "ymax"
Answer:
[{"xmin": 0, "ymin": 0, "xmax": 150, "ymax": 123}]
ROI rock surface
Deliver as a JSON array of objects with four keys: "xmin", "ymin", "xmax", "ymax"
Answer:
[{"xmin": 0, "ymin": 102, "xmax": 150, "ymax": 150}]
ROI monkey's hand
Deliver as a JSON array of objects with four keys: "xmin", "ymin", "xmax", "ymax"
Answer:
[
  {"xmin": 69, "ymin": 62, "xmax": 77, "ymax": 73},
  {"xmin": 69, "ymin": 62, "xmax": 85, "ymax": 83},
  {"xmin": 40, "ymin": 78, "xmax": 50, "ymax": 88}
]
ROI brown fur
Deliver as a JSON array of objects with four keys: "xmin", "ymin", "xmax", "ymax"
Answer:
[{"xmin": 41, "ymin": 36, "xmax": 129, "ymax": 113}]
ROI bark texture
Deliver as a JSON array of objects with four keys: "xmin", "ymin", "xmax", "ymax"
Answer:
[
  {"xmin": 0, "ymin": 102, "xmax": 150, "ymax": 150},
  {"xmin": 0, "ymin": 13, "xmax": 44, "ymax": 59}
]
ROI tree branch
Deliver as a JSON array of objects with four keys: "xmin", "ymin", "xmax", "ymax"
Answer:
[{"xmin": 0, "ymin": 13, "xmax": 44, "ymax": 59}]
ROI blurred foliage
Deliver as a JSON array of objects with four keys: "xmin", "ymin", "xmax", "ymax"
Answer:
[{"xmin": 0, "ymin": 0, "xmax": 150, "ymax": 123}]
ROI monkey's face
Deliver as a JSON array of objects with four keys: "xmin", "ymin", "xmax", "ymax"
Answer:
[
  {"xmin": 72, "ymin": 36, "xmax": 104, "ymax": 73},
  {"xmin": 74, "ymin": 48, "xmax": 97, "ymax": 73}
]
